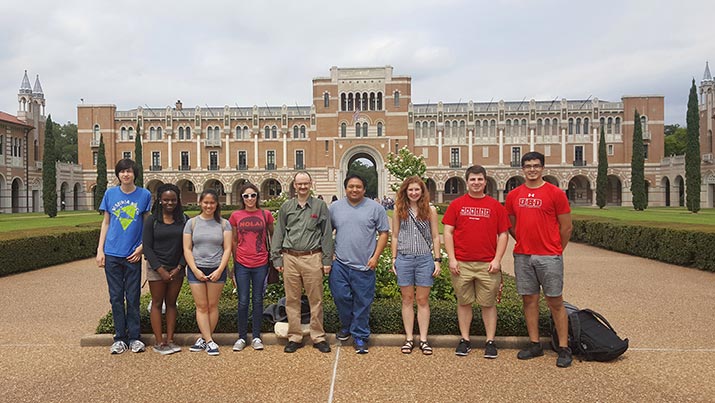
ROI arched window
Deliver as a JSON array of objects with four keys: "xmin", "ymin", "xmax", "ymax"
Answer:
[
  {"xmin": 430, "ymin": 121, "xmax": 436, "ymax": 137},
  {"xmin": 568, "ymin": 118, "xmax": 574, "ymax": 135},
  {"xmin": 607, "ymin": 117, "xmax": 613, "ymax": 134},
  {"xmin": 362, "ymin": 122, "xmax": 368, "ymax": 137},
  {"xmin": 544, "ymin": 118, "xmax": 550, "ymax": 136},
  {"xmin": 120, "ymin": 127, "xmax": 127, "ymax": 140},
  {"xmin": 271, "ymin": 125, "xmax": 277, "ymax": 139},
  {"xmin": 615, "ymin": 117, "xmax": 621, "ymax": 134},
  {"xmin": 93, "ymin": 124, "xmax": 100, "ymax": 140},
  {"xmin": 600, "ymin": 117, "xmax": 606, "ymax": 130},
  {"xmin": 576, "ymin": 118, "xmax": 581, "ymax": 135},
  {"xmin": 552, "ymin": 118, "xmax": 558, "ymax": 135},
  {"xmin": 264, "ymin": 126, "xmax": 270, "ymax": 139},
  {"xmin": 324, "ymin": 93, "xmax": 330, "ymax": 108},
  {"xmin": 235, "ymin": 126, "xmax": 241, "ymax": 139},
  {"xmin": 293, "ymin": 125, "xmax": 299, "ymax": 139},
  {"xmin": 300, "ymin": 125, "xmax": 306, "ymax": 138},
  {"xmin": 490, "ymin": 119, "xmax": 496, "ymax": 136},
  {"xmin": 377, "ymin": 122, "xmax": 383, "ymax": 137},
  {"xmin": 179, "ymin": 126, "xmax": 185, "ymax": 140},
  {"xmin": 355, "ymin": 123, "xmax": 361, "ymax": 137},
  {"xmin": 394, "ymin": 91, "xmax": 400, "ymax": 107},
  {"xmin": 185, "ymin": 127, "xmax": 191, "ymax": 140},
  {"xmin": 341, "ymin": 122, "xmax": 347, "ymax": 137},
  {"xmin": 505, "ymin": 119, "xmax": 512, "ymax": 136},
  {"xmin": 341, "ymin": 93, "xmax": 347, "ymax": 111},
  {"xmin": 640, "ymin": 115, "xmax": 647, "ymax": 130},
  {"xmin": 348, "ymin": 93, "xmax": 354, "ymax": 111},
  {"xmin": 128, "ymin": 127, "xmax": 135, "ymax": 140},
  {"xmin": 157, "ymin": 127, "xmax": 163, "ymax": 140},
  {"xmin": 355, "ymin": 93, "xmax": 362, "ymax": 111},
  {"xmin": 521, "ymin": 119, "xmax": 527, "ymax": 136},
  {"xmin": 536, "ymin": 119, "xmax": 543, "ymax": 136},
  {"xmin": 377, "ymin": 92, "xmax": 383, "ymax": 110},
  {"xmin": 150, "ymin": 127, "xmax": 157, "ymax": 140},
  {"xmin": 584, "ymin": 118, "xmax": 589, "ymax": 134},
  {"xmin": 362, "ymin": 92, "xmax": 368, "ymax": 111},
  {"xmin": 369, "ymin": 93, "xmax": 376, "ymax": 110}
]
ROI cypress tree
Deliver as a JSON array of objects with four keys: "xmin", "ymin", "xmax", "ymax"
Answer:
[
  {"xmin": 596, "ymin": 125, "xmax": 608, "ymax": 209},
  {"xmin": 42, "ymin": 115, "xmax": 57, "ymax": 217},
  {"xmin": 631, "ymin": 109, "xmax": 647, "ymax": 210},
  {"xmin": 685, "ymin": 79, "xmax": 701, "ymax": 213},
  {"xmin": 94, "ymin": 135, "xmax": 107, "ymax": 211},
  {"xmin": 134, "ymin": 123, "xmax": 144, "ymax": 187}
]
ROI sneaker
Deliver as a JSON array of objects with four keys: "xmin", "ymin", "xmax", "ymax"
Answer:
[
  {"xmin": 336, "ymin": 329, "xmax": 350, "ymax": 342},
  {"xmin": 455, "ymin": 338, "xmax": 471, "ymax": 356},
  {"xmin": 251, "ymin": 338, "xmax": 264, "ymax": 351},
  {"xmin": 354, "ymin": 338, "xmax": 368, "ymax": 354},
  {"xmin": 167, "ymin": 342, "xmax": 181, "ymax": 353},
  {"xmin": 484, "ymin": 340, "xmax": 498, "ymax": 359},
  {"xmin": 284, "ymin": 341, "xmax": 303, "ymax": 353},
  {"xmin": 313, "ymin": 341, "xmax": 331, "ymax": 353},
  {"xmin": 189, "ymin": 337, "xmax": 206, "ymax": 352},
  {"xmin": 556, "ymin": 347, "xmax": 573, "ymax": 368},
  {"xmin": 205, "ymin": 341, "xmax": 220, "ymax": 356},
  {"xmin": 233, "ymin": 338, "xmax": 247, "ymax": 352},
  {"xmin": 152, "ymin": 343, "xmax": 174, "ymax": 355},
  {"xmin": 517, "ymin": 342, "xmax": 545, "ymax": 360},
  {"xmin": 129, "ymin": 340, "xmax": 146, "ymax": 353},
  {"xmin": 110, "ymin": 341, "xmax": 128, "ymax": 355}
]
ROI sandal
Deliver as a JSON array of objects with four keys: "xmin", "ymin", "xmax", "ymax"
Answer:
[
  {"xmin": 401, "ymin": 339, "xmax": 414, "ymax": 354},
  {"xmin": 419, "ymin": 340, "xmax": 433, "ymax": 355}
]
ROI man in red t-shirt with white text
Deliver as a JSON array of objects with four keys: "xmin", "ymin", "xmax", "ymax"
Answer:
[
  {"xmin": 443, "ymin": 165, "xmax": 510, "ymax": 359},
  {"xmin": 505, "ymin": 151, "xmax": 574, "ymax": 368}
]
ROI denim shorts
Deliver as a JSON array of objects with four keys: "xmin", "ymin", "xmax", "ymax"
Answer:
[
  {"xmin": 186, "ymin": 266, "xmax": 227, "ymax": 284},
  {"xmin": 513, "ymin": 254, "xmax": 563, "ymax": 297},
  {"xmin": 394, "ymin": 253, "xmax": 435, "ymax": 287}
]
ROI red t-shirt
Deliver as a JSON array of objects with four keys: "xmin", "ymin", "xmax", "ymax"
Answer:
[
  {"xmin": 228, "ymin": 209, "xmax": 274, "ymax": 268},
  {"xmin": 442, "ymin": 194, "xmax": 511, "ymax": 262},
  {"xmin": 505, "ymin": 182, "xmax": 571, "ymax": 255}
]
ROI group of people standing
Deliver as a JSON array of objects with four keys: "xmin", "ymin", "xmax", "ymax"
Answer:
[{"xmin": 96, "ymin": 150, "xmax": 573, "ymax": 367}]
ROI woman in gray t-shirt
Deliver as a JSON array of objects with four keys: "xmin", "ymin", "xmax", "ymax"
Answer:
[{"xmin": 183, "ymin": 189, "xmax": 232, "ymax": 356}]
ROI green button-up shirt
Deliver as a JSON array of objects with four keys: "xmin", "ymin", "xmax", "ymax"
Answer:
[{"xmin": 270, "ymin": 196, "xmax": 334, "ymax": 267}]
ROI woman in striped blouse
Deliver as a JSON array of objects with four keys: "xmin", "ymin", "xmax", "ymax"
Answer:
[{"xmin": 390, "ymin": 176, "xmax": 441, "ymax": 355}]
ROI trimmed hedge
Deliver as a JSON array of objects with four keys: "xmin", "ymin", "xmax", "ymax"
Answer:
[
  {"xmin": 571, "ymin": 218, "xmax": 715, "ymax": 272},
  {"xmin": 96, "ymin": 274, "xmax": 552, "ymax": 337},
  {"xmin": 0, "ymin": 228, "xmax": 100, "ymax": 276}
]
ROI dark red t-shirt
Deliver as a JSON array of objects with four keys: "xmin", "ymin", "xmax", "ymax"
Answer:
[
  {"xmin": 505, "ymin": 182, "xmax": 571, "ymax": 255},
  {"xmin": 228, "ymin": 209, "xmax": 274, "ymax": 268},
  {"xmin": 442, "ymin": 194, "xmax": 511, "ymax": 262}
]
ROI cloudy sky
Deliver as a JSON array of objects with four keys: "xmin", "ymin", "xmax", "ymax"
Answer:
[{"xmin": 1, "ymin": 0, "xmax": 713, "ymax": 126}]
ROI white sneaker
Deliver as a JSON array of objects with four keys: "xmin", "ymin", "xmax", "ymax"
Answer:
[
  {"xmin": 152, "ymin": 344, "xmax": 174, "ymax": 355},
  {"xmin": 129, "ymin": 340, "xmax": 146, "ymax": 353},
  {"xmin": 205, "ymin": 341, "xmax": 220, "ymax": 356},
  {"xmin": 233, "ymin": 338, "xmax": 246, "ymax": 351},
  {"xmin": 110, "ymin": 341, "xmax": 128, "ymax": 355},
  {"xmin": 167, "ymin": 342, "xmax": 182, "ymax": 353},
  {"xmin": 189, "ymin": 337, "xmax": 206, "ymax": 352},
  {"xmin": 251, "ymin": 338, "xmax": 264, "ymax": 350}
]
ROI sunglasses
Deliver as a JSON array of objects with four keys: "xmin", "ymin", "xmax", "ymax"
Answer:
[{"xmin": 242, "ymin": 193, "xmax": 258, "ymax": 199}]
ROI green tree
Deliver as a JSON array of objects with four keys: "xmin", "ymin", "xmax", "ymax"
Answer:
[
  {"xmin": 53, "ymin": 121, "xmax": 78, "ymax": 163},
  {"xmin": 134, "ymin": 123, "xmax": 144, "ymax": 187},
  {"xmin": 348, "ymin": 159, "xmax": 378, "ymax": 199},
  {"xmin": 631, "ymin": 109, "xmax": 647, "ymax": 211},
  {"xmin": 664, "ymin": 124, "xmax": 687, "ymax": 156},
  {"xmin": 94, "ymin": 135, "xmax": 108, "ymax": 211},
  {"xmin": 42, "ymin": 115, "xmax": 57, "ymax": 217},
  {"xmin": 596, "ymin": 126, "xmax": 608, "ymax": 209},
  {"xmin": 385, "ymin": 146, "xmax": 427, "ymax": 191},
  {"xmin": 685, "ymin": 79, "xmax": 701, "ymax": 213}
]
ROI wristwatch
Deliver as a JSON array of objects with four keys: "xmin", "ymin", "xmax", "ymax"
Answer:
[{"xmin": 434, "ymin": 257, "xmax": 443, "ymax": 263}]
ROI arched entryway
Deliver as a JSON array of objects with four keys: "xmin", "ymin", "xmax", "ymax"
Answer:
[
  {"xmin": 567, "ymin": 175, "xmax": 592, "ymax": 206},
  {"xmin": 607, "ymin": 175, "xmax": 622, "ymax": 205},
  {"xmin": 262, "ymin": 179, "xmax": 282, "ymax": 199},
  {"xmin": 60, "ymin": 182, "xmax": 69, "ymax": 211},
  {"xmin": 426, "ymin": 178, "xmax": 437, "ymax": 203},
  {"xmin": 661, "ymin": 177, "xmax": 671, "ymax": 207},
  {"xmin": 11, "ymin": 178, "xmax": 22, "ymax": 213},
  {"xmin": 204, "ymin": 179, "xmax": 226, "ymax": 204},
  {"xmin": 338, "ymin": 145, "xmax": 385, "ymax": 199},
  {"xmin": 485, "ymin": 177, "xmax": 498, "ymax": 199},
  {"xmin": 444, "ymin": 177, "xmax": 465, "ymax": 202},
  {"xmin": 145, "ymin": 179, "xmax": 164, "ymax": 198},
  {"xmin": 0, "ymin": 174, "xmax": 5, "ymax": 213},
  {"xmin": 347, "ymin": 154, "xmax": 378, "ymax": 200},
  {"xmin": 543, "ymin": 175, "xmax": 559, "ymax": 187},
  {"xmin": 176, "ymin": 179, "xmax": 197, "ymax": 204},
  {"xmin": 504, "ymin": 176, "xmax": 525, "ymax": 199},
  {"xmin": 674, "ymin": 175, "xmax": 685, "ymax": 207},
  {"xmin": 73, "ymin": 183, "xmax": 81, "ymax": 210}
]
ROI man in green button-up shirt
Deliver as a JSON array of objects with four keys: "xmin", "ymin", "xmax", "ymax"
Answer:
[{"xmin": 271, "ymin": 171, "xmax": 334, "ymax": 353}]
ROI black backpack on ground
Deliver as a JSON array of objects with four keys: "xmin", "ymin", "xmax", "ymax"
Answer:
[{"xmin": 550, "ymin": 301, "xmax": 629, "ymax": 362}]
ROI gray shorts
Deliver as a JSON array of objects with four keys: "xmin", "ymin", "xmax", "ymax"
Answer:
[{"xmin": 513, "ymin": 254, "xmax": 563, "ymax": 297}]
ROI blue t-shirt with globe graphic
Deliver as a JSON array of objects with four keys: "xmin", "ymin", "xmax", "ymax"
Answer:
[{"xmin": 99, "ymin": 186, "xmax": 152, "ymax": 258}]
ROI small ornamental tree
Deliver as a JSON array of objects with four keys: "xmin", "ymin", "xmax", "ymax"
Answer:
[
  {"xmin": 94, "ymin": 135, "xmax": 107, "ymax": 212},
  {"xmin": 385, "ymin": 146, "xmax": 427, "ymax": 191},
  {"xmin": 42, "ymin": 115, "xmax": 57, "ymax": 217},
  {"xmin": 631, "ymin": 109, "xmax": 647, "ymax": 211},
  {"xmin": 596, "ymin": 126, "xmax": 608, "ymax": 209},
  {"xmin": 685, "ymin": 79, "xmax": 701, "ymax": 213},
  {"xmin": 134, "ymin": 123, "xmax": 144, "ymax": 187}
]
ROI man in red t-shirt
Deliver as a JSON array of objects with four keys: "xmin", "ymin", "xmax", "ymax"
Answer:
[
  {"xmin": 505, "ymin": 151, "xmax": 574, "ymax": 368},
  {"xmin": 443, "ymin": 165, "xmax": 510, "ymax": 359}
]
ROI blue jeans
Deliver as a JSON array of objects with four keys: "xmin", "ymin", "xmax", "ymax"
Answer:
[
  {"xmin": 234, "ymin": 261, "xmax": 268, "ymax": 340},
  {"xmin": 104, "ymin": 255, "xmax": 142, "ymax": 343},
  {"xmin": 328, "ymin": 260, "xmax": 376, "ymax": 340}
]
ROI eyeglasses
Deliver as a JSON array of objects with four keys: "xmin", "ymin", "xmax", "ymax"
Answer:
[
  {"xmin": 242, "ymin": 193, "xmax": 258, "ymax": 199},
  {"xmin": 522, "ymin": 164, "xmax": 543, "ymax": 170}
]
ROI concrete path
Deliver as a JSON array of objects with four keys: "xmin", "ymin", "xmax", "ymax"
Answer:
[{"xmin": 1, "ymin": 241, "xmax": 714, "ymax": 402}]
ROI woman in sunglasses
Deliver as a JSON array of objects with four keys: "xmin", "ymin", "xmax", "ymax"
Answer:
[{"xmin": 228, "ymin": 183, "xmax": 274, "ymax": 352}]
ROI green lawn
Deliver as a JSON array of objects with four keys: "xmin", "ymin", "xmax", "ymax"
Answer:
[
  {"xmin": 0, "ymin": 211, "xmax": 103, "ymax": 240},
  {"xmin": 571, "ymin": 206, "xmax": 715, "ymax": 232}
]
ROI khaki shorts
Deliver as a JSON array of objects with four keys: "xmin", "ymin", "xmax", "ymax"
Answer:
[
  {"xmin": 144, "ymin": 262, "xmax": 185, "ymax": 282},
  {"xmin": 450, "ymin": 261, "xmax": 501, "ymax": 307}
]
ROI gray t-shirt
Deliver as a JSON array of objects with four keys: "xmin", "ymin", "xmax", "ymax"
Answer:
[
  {"xmin": 330, "ymin": 197, "xmax": 390, "ymax": 271},
  {"xmin": 183, "ymin": 216, "xmax": 231, "ymax": 268}
]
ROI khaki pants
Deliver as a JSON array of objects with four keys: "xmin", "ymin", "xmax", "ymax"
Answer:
[{"xmin": 283, "ymin": 253, "xmax": 325, "ymax": 343}]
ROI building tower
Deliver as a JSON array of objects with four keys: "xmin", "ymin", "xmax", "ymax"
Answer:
[{"xmin": 701, "ymin": 62, "xmax": 714, "ymax": 156}]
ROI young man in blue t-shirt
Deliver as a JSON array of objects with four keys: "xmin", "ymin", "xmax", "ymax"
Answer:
[{"xmin": 96, "ymin": 159, "xmax": 152, "ymax": 354}]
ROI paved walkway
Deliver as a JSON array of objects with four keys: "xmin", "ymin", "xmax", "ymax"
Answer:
[{"xmin": 1, "ymin": 241, "xmax": 714, "ymax": 402}]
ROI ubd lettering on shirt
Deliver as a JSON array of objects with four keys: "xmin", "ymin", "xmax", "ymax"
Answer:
[
  {"xmin": 460, "ymin": 206, "xmax": 491, "ymax": 219},
  {"xmin": 518, "ymin": 194, "xmax": 543, "ymax": 208}
]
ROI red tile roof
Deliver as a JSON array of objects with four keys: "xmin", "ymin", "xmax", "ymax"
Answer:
[{"xmin": 0, "ymin": 111, "xmax": 34, "ymax": 129}]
